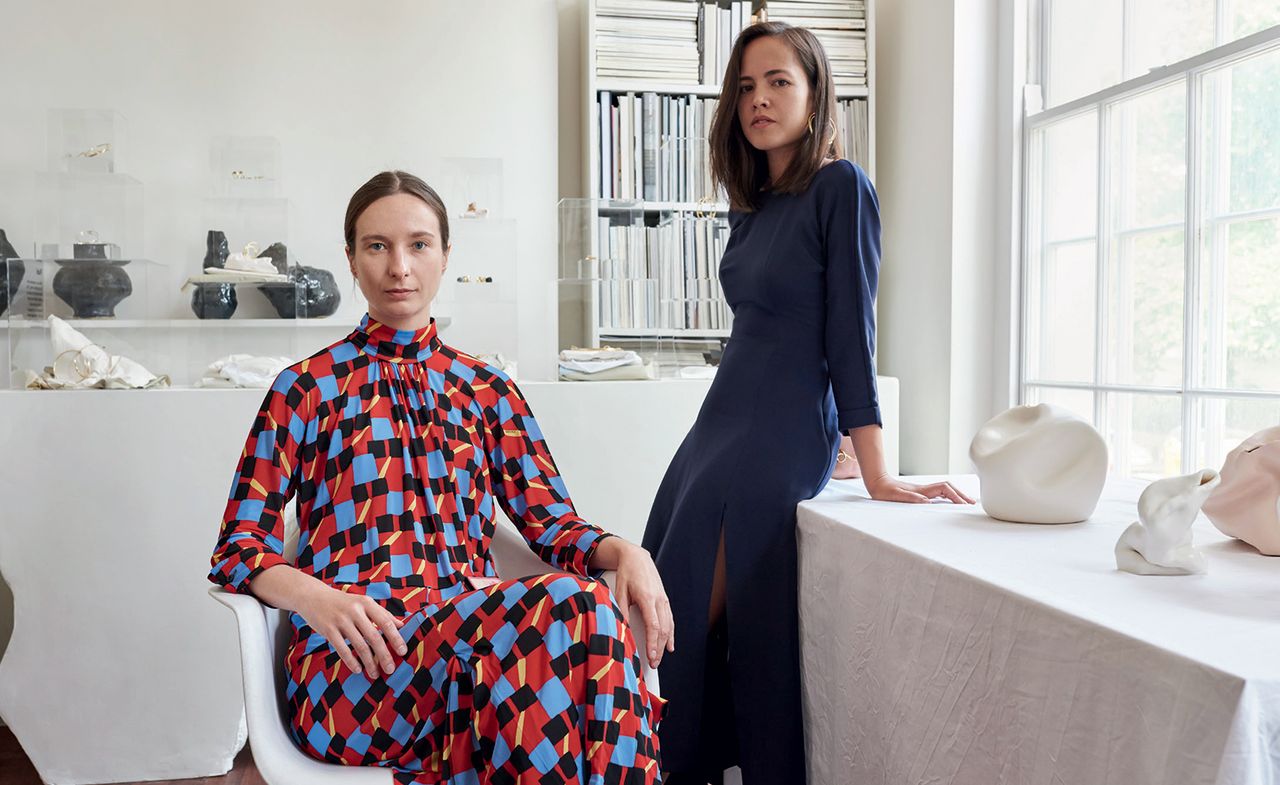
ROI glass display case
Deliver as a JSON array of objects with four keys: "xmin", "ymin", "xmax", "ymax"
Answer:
[
  {"xmin": 46, "ymin": 108, "xmax": 128, "ymax": 175},
  {"xmin": 434, "ymin": 218, "xmax": 518, "ymax": 363},
  {"xmin": 210, "ymin": 136, "xmax": 282, "ymax": 198},
  {"xmin": 557, "ymin": 198, "xmax": 730, "ymax": 379}
]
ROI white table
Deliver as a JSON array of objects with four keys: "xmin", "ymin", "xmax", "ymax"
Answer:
[{"xmin": 797, "ymin": 475, "xmax": 1280, "ymax": 785}]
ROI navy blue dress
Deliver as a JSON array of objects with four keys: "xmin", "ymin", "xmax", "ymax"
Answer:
[{"xmin": 641, "ymin": 159, "xmax": 882, "ymax": 784}]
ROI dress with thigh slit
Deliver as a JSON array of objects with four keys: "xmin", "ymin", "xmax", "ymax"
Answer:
[
  {"xmin": 641, "ymin": 160, "xmax": 882, "ymax": 784},
  {"xmin": 210, "ymin": 315, "xmax": 665, "ymax": 785}
]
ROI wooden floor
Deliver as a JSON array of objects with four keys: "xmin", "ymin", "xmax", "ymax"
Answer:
[{"xmin": 0, "ymin": 727, "xmax": 264, "ymax": 785}]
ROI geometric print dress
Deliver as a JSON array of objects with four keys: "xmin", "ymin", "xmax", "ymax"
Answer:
[{"xmin": 209, "ymin": 314, "xmax": 665, "ymax": 785}]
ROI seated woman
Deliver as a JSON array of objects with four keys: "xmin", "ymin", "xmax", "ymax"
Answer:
[{"xmin": 209, "ymin": 170, "xmax": 672, "ymax": 785}]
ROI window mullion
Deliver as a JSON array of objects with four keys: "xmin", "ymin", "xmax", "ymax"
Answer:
[
  {"xmin": 1182, "ymin": 75, "xmax": 1203, "ymax": 473},
  {"xmin": 1094, "ymin": 106, "xmax": 1111, "ymax": 450}
]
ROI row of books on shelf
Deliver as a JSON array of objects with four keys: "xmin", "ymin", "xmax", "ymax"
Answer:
[
  {"xmin": 595, "ymin": 0, "xmax": 755, "ymax": 85},
  {"xmin": 593, "ymin": 278, "xmax": 732, "ymax": 332},
  {"xmin": 597, "ymin": 91, "xmax": 870, "ymax": 200},
  {"xmin": 586, "ymin": 211, "xmax": 732, "ymax": 330},
  {"xmin": 761, "ymin": 0, "xmax": 868, "ymax": 88},
  {"xmin": 597, "ymin": 91, "xmax": 719, "ymax": 202}
]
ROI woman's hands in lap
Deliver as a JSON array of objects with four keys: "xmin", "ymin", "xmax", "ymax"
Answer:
[
  {"xmin": 611, "ymin": 543, "xmax": 676, "ymax": 669},
  {"xmin": 297, "ymin": 586, "xmax": 408, "ymax": 677}
]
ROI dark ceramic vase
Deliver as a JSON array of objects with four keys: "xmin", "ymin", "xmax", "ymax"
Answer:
[
  {"xmin": 191, "ymin": 282, "xmax": 237, "ymax": 319},
  {"xmin": 0, "ymin": 229, "xmax": 25, "ymax": 317},
  {"xmin": 260, "ymin": 265, "xmax": 341, "ymax": 318},
  {"xmin": 260, "ymin": 241, "xmax": 289, "ymax": 274},
  {"xmin": 52, "ymin": 260, "xmax": 132, "ymax": 318},
  {"xmin": 204, "ymin": 230, "xmax": 229, "ymax": 269}
]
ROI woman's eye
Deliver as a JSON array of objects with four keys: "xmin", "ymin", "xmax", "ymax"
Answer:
[
  {"xmin": 739, "ymin": 84, "xmax": 752, "ymax": 94},
  {"xmin": 774, "ymin": 79, "xmax": 790, "ymax": 87},
  {"xmin": 369, "ymin": 242, "xmax": 385, "ymax": 251},
  {"xmin": 413, "ymin": 241, "xmax": 427, "ymax": 251}
]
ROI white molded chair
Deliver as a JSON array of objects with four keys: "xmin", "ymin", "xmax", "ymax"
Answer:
[{"xmin": 210, "ymin": 522, "xmax": 660, "ymax": 785}]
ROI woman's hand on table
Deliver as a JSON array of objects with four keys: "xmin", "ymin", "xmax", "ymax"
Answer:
[
  {"xmin": 297, "ymin": 585, "xmax": 407, "ymax": 677},
  {"xmin": 609, "ymin": 540, "xmax": 676, "ymax": 668},
  {"xmin": 863, "ymin": 473, "xmax": 975, "ymax": 505}
]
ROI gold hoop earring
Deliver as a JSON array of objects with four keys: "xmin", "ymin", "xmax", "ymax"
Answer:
[{"xmin": 806, "ymin": 113, "xmax": 816, "ymax": 135}]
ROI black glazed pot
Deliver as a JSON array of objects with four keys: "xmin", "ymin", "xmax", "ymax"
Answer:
[
  {"xmin": 0, "ymin": 228, "xmax": 25, "ymax": 317},
  {"xmin": 191, "ymin": 282, "xmax": 237, "ymax": 319},
  {"xmin": 52, "ymin": 259, "xmax": 132, "ymax": 318},
  {"xmin": 260, "ymin": 265, "xmax": 341, "ymax": 318},
  {"xmin": 204, "ymin": 230, "xmax": 229, "ymax": 269}
]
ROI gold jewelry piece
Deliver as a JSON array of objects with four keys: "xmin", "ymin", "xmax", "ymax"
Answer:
[
  {"xmin": 695, "ymin": 196, "xmax": 717, "ymax": 219},
  {"xmin": 836, "ymin": 449, "xmax": 853, "ymax": 464},
  {"xmin": 806, "ymin": 113, "xmax": 816, "ymax": 135},
  {"xmin": 456, "ymin": 275, "xmax": 494, "ymax": 284},
  {"xmin": 71, "ymin": 143, "xmax": 111, "ymax": 159},
  {"xmin": 230, "ymin": 169, "xmax": 267, "ymax": 180}
]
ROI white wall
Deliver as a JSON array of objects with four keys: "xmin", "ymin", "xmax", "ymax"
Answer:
[
  {"xmin": 874, "ymin": 0, "xmax": 1024, "ymax": 473},
  {"xmin": 0, "ymin": 0, "xmax": 562, "ymax": 378}
]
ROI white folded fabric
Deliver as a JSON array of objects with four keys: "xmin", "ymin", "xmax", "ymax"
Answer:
[{"xmin": 196, "ymin": 353, "xmax": 295, "ymax": 388}]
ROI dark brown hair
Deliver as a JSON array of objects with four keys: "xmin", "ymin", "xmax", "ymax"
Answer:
[
  {"xmin": 709, "ymin": 22, "xmax": 842, "ymax": 212},
  {"xmin": 343, "ymin": 170, "xmax": 450, "ymax": 251}
]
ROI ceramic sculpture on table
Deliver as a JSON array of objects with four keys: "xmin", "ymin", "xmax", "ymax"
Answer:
[
  {"xmin": 969, "ymin": 403, "xmax": 1108, "ymax": 524},
  {"xmin": 1115, "ymin": 469, "xmax": 1220, "ymax": 575},
  {"xmin": 260, "ymin": 265, "xmax": 340, "ymax": 318},
  {"xmin": 0, "ymin": 228, "xmax": 26, "ymax": 316},
  {"xmin": 1202, "ymin": 425, "xmax": 1280, "ymax": 556}
]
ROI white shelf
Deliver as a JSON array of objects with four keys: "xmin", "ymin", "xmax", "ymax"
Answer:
[
  {"xmin": 595, "ymin": 80, "xmax": 869, "ymax": 100},
  {"xmin": 600, "ymin": 328, "xmax": 730, "ymax": 340},
  {"xmin": 595, "ymin": 200, "xmax": 730, "ymax": 214},
  {"xmin": 0, "ymin": 318, "xmax": 353, "ymax": 330}
]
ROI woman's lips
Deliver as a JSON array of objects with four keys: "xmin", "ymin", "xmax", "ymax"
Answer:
[
  {"xmin": 751, "ymin": 117, "xmax": 775, "ymax": 128},
  {"xmin": 385, "ymin": 289, "xmax": 417, "ymax": 300}
]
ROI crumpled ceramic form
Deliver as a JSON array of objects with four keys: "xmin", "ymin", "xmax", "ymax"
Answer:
[
  {"xmin": 1115, "ymin": 469, "xmax": 1220, "ymax": 575},
  {"xmin": 969, "ymin": 403, "xmax": 1108, "ymax": 524},
  {"xmin": 1202, "ymin": 425, "xmax": 1280, "ymax": 556}
]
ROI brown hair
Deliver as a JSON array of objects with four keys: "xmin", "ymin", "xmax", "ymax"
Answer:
[
  {"xmin": 709, "ymin": 22, "xmax": 842, "ymax": 212},
  {"xmin": 343, "ymin": 170, "xmax": 450, "ymax": 251}
]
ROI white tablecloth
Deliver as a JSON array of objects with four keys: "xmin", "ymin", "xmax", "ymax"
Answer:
[{"xmin": 797, "ymin": 475, "xmax": 1280, "ymax": 785}]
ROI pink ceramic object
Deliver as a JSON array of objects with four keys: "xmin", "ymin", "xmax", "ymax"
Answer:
[{"xmin": 1202, "ymin": 425, "xmax": 1280, "ymax": 556}]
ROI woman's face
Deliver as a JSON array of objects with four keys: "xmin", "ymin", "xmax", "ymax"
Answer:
[
  {"xmin": 346, "ymin": 193, "xmax": 449, "ymax": 330},
  {"xmin": 736, "ymin": 35, "xmax": 813, "ymax": 160}
]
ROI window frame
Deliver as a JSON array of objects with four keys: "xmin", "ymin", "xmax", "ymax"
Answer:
[{"xmin": 1020, "ymin": 12, "xmax": 1280, "ymax": 476}]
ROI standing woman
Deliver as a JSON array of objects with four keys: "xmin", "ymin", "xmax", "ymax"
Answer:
[{"xmin": 641, "ymin": 23, "xmax": 973, "ymax": 785}]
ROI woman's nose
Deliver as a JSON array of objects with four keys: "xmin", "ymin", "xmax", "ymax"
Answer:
[{"xmin": 388, "ymin": 248, "xmax": 410, "ymax": 276}]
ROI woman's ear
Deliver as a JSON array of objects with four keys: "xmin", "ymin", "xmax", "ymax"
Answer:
[
  {"xmin": 345, "ymin": 245, "xmax": 356, "ymax": 278},
  {"xmin": 442, "ymin": 243, "xmax": 451, "ymax": 273}
]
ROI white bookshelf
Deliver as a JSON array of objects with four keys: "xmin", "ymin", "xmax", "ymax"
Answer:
[{"xmin": 574, "ymin": 0, "xmax": 877, "ymax": 348}]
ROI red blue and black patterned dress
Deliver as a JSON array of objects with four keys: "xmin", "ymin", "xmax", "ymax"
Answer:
[{"xmin": 210, "ymin": 315, "xmax": 665, "ymax": 785}]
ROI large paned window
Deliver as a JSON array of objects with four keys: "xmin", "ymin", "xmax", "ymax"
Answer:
[{"xmin": 1023, "ymin": 1, "xmax": 1280, "ymax": 478}]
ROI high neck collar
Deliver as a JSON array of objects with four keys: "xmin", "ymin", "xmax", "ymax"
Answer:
[{"xmin": 351, "ymin": 313, "xmax": 441, "ymax": 362}]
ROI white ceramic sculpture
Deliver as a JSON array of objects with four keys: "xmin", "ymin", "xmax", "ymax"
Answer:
[
  {"xmin": 1202, "ymin": 425, "xmax": 1280, "ymax": 556},
  {"xmin": 969, "ymin": 403, "xmax": 1109, "ymax": 524},
  {"xmin": 1115, "ymin": 469, "xmax": 1220, "ymax": 575}
]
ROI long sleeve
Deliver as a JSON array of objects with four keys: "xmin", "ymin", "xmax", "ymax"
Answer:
[
  {"xmin": 483, "ymin": 375, "xmax": 611, "ymax": 577},
  {"xmin": 209, "ymin": 369, "xmax": 311, "ymax": 594},
  {"xmin": 821, "ymin": 161, "xmax": 882, "ymax": 432}
]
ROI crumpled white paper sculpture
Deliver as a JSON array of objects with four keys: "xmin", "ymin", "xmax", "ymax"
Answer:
[
  {"xmin": 195, "ymin": 353, "xmax": 295, "ymax": 388},
  {"xmin": 1115, "ymin": 469, "xmax": 1221, "ymax": 575},
  {"xmin": 25, "ymin": 315, "xmax": 168, "ymax": 389},
  {"xmin": 969, "ymin": 403, "xmax": 1108, "ymax": 524}
]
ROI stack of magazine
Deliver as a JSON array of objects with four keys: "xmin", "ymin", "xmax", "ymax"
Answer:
[
  {"xmin": 596, "ymin": 0, "xmax": 702, "ymax": 82},
  {"xmin": 763, "ymin": 0, "xmax": 868, "ymax": 88}
]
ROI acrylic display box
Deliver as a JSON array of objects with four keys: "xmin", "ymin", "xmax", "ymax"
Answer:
[
  {"xmin": 1, "ymin": 257, "xmax": 347, "ymax": 390},
  {"xmin": 557, "ymin": 198, "xmax": 731, "ymax": 379},
  {"xmin": 433, "ymin": 218, "xmax": 518, "ymax": 364}
]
